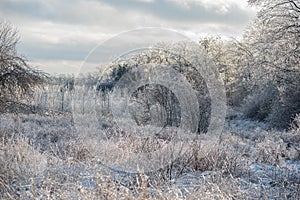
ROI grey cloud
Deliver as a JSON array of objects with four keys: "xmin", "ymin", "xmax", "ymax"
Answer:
[
  {"xmin": 18, "ymin": 40, "xmax": 92, "ymax": 61},
  {"xmin": 1, "ymin": 0, "xmax": 141, "ymax": 30},
  {"xmin": 1, "ymin": 0, "xmax": 254, "ymax": 27},
  {"xmin": 84, "ymin": 28, "xmax": 189, "ymax": 64},
  {"xmin": 1, "ymin": 0, "xmax": 55, "ymax": 21},
  {"xmin": 97, "ymin": 0, "xmax": 254, "ymax": 25},
  {"xmin": 0, "ymin": 0, "xmax": 256, "ymax": 74}
]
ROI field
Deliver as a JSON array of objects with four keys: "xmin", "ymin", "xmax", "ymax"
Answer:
[
  {"xmin": 0, "ymin": 85, "xmax": 299, "ymax": 199},
  {"xmin": 1, "ymin": 1, "xmax": 299, "ymax": 197}
]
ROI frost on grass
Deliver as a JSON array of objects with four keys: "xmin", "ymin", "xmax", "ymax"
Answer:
[{"xmin": 1, "ymin": 112, "xmax": 300, "ymax": 199}]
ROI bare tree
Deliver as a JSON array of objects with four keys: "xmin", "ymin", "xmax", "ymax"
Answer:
[
  {"xmin": 0, "ymin": 21, "xmax": 47, "ymax": 112},
  {"xmin": 246, "ymin": 0, "xmax": 299, "ymax": 84},
  {"xmin": 241, "ymin": 0, "xmax": 300, "ymax": 128},
  {"xmin": 198, "ymin": 37, "xmax": 254, "ymax": 106},
  {"xmin": 96, "ymin": 41, "xmax": 212, "ymax": 133}
]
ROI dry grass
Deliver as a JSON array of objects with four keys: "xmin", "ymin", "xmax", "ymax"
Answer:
[{"xmin": 0, "ymin": 113, "xmax": 300, "ymax": 199}]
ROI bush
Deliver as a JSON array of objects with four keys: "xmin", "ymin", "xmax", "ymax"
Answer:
[
  {"xmin": 0, "ymin": 21, "xmax": 47, "ymax": 111},
  {"xmin": 291, "ymin": 114, "xmax": 300, "ymax": 131},
  {"xmin": 242, "ymin": 83, "xmax": 278, "ymax": 121},
  {"xmin": 268, "ymin": 83, "xmax": 300, "ymax": 129},
  {"xmin": 242, "ymin": 79, "xmax": 300, "ymax": 130}
]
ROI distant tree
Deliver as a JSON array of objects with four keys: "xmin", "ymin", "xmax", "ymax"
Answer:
[
  {"xmin": 198, "ymin": 36, "xmax": 260, "ymax": 106},
  {"xmin": 242, "ymin": 0, "xmax": 300, "ymax": 128},
  {"xmin": 245, "ymin": 0, "xmax": 299, "ymax": 87},
  {"xmin": 0, "ymin": 21, "xmax": 46, "ymax": 103},
  {"xmin": 97, "ymin": 42, "xmax": 214, "ymax": 133}
]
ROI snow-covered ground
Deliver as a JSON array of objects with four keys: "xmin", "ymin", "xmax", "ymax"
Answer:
[{"xmin": 0, "ymin": 107, "xmax": 299, "ymax": 199}]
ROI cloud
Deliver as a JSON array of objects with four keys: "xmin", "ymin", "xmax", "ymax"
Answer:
[
  {"xmin": 97, "ymin": 0, "xmax": 255, "ymax": 24},
  {"xmin": 29, "ymin": 60, "xmax": 83, "ymax": 75},
  {"xmin": 0, "ymin": 0, "xmax": 256, "ymax": 74},
  {"xmin": 1, "ymin": 0, "xmax": 255, "ymax": 27}
]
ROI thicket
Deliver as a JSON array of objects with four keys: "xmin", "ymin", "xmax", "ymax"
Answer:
[{"xmin": 201, "ymin": 0, "xmax": 300, "ymax": 129}]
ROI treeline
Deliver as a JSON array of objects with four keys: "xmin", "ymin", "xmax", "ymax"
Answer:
[
  {"xmin": 0, "ymin": 0, "xmax": 299, "ymax": 129},
  {"xmin": 199, "ymin": 0, "xmax": 299, "ymax": 129}
]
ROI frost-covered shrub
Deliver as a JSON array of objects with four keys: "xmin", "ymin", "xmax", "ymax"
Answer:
[
  {"xmin": 0, "ymin": 138, "xmax": 48, "ymax": 199},
  {"xmin": 268, "ymin": 82, "xmax": 300, "ymax": 129},
  {"xmin": 0, "ymin": 22, "xmax": 47, "ymax": 112},
  {"xmin": 242, "ymin": 81, "xmax": 300, "ymax": 129},
  {"xmin": 242, "ymin": 83, "xmax": 278, "ymax": 121},
  {"xmin": 291, "ymin": 114, "xmax": 300, "ymax": 131}
]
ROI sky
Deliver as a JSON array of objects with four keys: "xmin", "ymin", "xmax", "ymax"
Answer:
[{"xmin": 0, "ymin": 0, "xmax": 257, "ymax": 75}]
